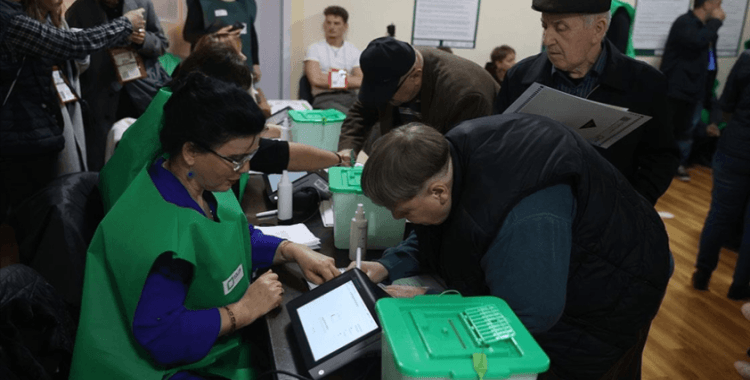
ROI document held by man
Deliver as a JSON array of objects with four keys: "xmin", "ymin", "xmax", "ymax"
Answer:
[{"xmin": 503, "ymin": 83, "xmax": 651, "ymax": 149}]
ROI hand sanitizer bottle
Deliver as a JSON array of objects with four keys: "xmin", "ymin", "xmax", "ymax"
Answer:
[
  {"xmin": 277, "ymin": 170, "xmax": 293, "ymax": 225},
  {"xmin": 349, "ymin": 203, "xmax": 368, "ymax": 261}
]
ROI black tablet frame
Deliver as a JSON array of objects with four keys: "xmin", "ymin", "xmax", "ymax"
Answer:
[{"xmin": 286, "ymin": 268, "xmax": 388, "ymax": 379}]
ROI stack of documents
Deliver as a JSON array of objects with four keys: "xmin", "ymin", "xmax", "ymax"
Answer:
[{"xmin": 257, "ymin": 223, "xmax": 321, "ymax": 250}]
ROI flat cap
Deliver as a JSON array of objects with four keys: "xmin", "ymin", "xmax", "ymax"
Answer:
[{"xmin": 532, "ymin": 0, "xmax": 611, "ymax": 14}]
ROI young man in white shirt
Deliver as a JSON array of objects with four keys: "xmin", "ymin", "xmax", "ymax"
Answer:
[{"xmin": 304, "ymin": 6, "xmax": 363, "ymax": 112}]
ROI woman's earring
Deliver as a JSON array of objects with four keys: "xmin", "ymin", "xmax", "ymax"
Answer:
[{"xmin": 187, "ymin": 170, "xmax": 195, "ymax": 178}]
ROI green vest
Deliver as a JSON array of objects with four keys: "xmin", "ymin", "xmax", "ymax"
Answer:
[
  {"xmin": 198, "ymin": 0, "xmax": 257, "ymax": 69},
  {"xmin": 611, "ymin": 0, "xmax": 636, "ymax": 58},
  {"xmin": 100, "ymin": 87, "xmax": 250, "ymax": 213},
  {"xmin": 70, "ymin": 166, "xmax": 256, "ymax": 379}
]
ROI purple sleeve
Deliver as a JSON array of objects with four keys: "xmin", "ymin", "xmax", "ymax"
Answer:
[
  {"xmin": 249, "ymin": 224, "xmax": 284, "ymax": 270},
  {"xmin": 133, "ymin": 256, "xmax": 221, "ymax": 367}
]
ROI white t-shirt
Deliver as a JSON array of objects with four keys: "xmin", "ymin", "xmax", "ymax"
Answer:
[{"xmin": 305, "ymin": 40, "xmax": 361, "ymax": 95}]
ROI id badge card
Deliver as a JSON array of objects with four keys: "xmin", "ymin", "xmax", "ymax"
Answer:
[
  {"xmin": 52, "ymin": 66, "xmax": 79, "ymax": 104},
  {"xmin": 214, "ymin": 9, "xmax": 228, "ymax": 17},
  {"xmin": 108, "ymin": 47, "xmax": 147, "ymax": 84},
  {"xmin": 328, "ymin": 69, "xmax": 348, "ymax": 89}
]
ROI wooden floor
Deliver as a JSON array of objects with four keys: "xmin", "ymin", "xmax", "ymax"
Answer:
[
  {"xmin": 645, "ymin": 165, "xmax": 748, "ymax": 380},
  {"xmin": 0, "ymin": 165, "xmax": 746, "ymax": 379}
]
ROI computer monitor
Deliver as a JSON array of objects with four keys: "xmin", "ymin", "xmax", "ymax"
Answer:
[{"xmin": 286, "ymin": 269, "xmax": 389, "ymax": 379}]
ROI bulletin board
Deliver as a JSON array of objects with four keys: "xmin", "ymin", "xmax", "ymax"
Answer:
[
  {"xmin": 411, "ymin": 0, "xmax": 481, "ymax": 49},
  {"xmin": 632, "ymin": 0, "xmax": 750, "ymax": 57}
]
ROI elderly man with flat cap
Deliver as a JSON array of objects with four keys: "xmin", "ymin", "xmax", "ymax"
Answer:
[
  {"xmin": 495, "ymin": 0, "xmax": 679, "ymax": 206},
  {"xmin": 336, "ymin": 37, "xmax": 498, "ymax": 155}
]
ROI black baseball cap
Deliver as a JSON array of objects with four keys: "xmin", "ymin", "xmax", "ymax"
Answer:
[
  {"xmin": 358, "ymin": 37, "xmax": 416, "ymax": 104},
  {"xmin": 532, "ymin": 0, "xmax": 610, "ymax": 13}
]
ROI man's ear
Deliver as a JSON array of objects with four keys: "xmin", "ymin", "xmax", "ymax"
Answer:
[
  {"xmin": 429, "ymin": 181, "xmax": 450, "ymax": 205},
  {"xmin": 595, "ymin": 16, "xmax": 608, "ymax": 40}
]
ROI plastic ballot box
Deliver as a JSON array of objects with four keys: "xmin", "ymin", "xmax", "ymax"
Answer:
[
  {"xmin": 376, "ymin": 295, "xmax": 549, "ymax": 380},
  {"xmin": 288, "ymin": 109, "xmax": 345, "ymax": 151},
  {"xmin": 328, "ymin": 166, "xmax": 406, "ymax": 250}
]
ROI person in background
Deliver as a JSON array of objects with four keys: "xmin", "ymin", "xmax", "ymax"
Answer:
[
  {"xmin": 66, "ymin": 0, "xmax": 170, "ymax": 172},
  {"xmin": 21, "ymin": 0, "xmax": 90, "ymax": 175},
  {"xmin": 660, "ymin": 0, "xmax": 724, "ymax": 181},
  {"xmin": 99, "ymin": 37, "xmax": 353, "ymax": 213},
  {"xmin": 0, "ymin": 0, "xmax": 143, "ymax": 218},
  {"xmin": 495, "ymin": 0, "xmax": 679, "ymax": 206},
  {"xmin": 70, "ymin": 74, "xmax": 340, "ymax": 379},
  {"xmin": 304, "ymin": 5, "xmax": 363, "ymax": 113},
  {"xmin": 183, "ymin": 0, "xmax": 260, "ymax": 81},
  {"xmin": 436, "ymin": 46, "xmax": 453, "ymax": 54},
  {"xmin": 354, "ymin": 118, "xmax": 672, "ymax": 379},
  {"xmin": 607, "ymin": 0, "xmax": 636, "ymax": 57},
  {"xmin": 337, "ymin": 37, "xmax": 498, "ymax": 156},
  {"xmin": 484, "ymin": 45, "xmax": 516, "ymax": 85},
  {"xmin": 691, "ymin": 49, "xmax": 750, "ymax": 300}
]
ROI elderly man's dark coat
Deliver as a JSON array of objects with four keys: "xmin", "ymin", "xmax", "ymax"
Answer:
[{"xmin": 494, "ymin": 40, "xmax": 679, "ymax": 205}]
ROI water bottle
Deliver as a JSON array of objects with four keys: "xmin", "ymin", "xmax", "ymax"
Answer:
[
  {"xmin": 349, "ymin": 203, "xmax": 368, "ymax": 261},
  {"xmin": 277, "ymin": 170, "xmax": 293, "ymax": 225}
]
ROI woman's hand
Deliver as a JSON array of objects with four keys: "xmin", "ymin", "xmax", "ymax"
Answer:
[
  {"xmin": 283, "ymin": 243, "xmax": 339, "ymax": 285},
  {"xmin": 129, "ymin": 28, "xmax": 146, "ymax": 45},
  {"xmin": 346, "ymin": 260, "xmax": 389, "ymax": 283},
  {"xmin": 123, "ymin": 8, "xmax": 145, "ymax": 30},
  {"xmin": 383, "ymin": 285, "xmax": 428, "ymax": 298},
  {"xmin": 239, "ymin": 270, "xmax": 283, "ymax": 320}
]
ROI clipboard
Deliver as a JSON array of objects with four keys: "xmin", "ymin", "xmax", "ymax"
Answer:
[
  {"xmin": 108, "ymin": 47, "xmax": 147, "ymax": 84},
  {"xmin": 51, "ymin": 65, "xmax": 79, "ymax": 105}
]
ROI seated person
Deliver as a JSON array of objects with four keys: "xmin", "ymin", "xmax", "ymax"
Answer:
[
  {"xmin": 484, "ymin": 45, "xmax": 516, "ymax": 85},
  {"xmin": 354, "ymin": 118, "xmax": 673, "ymax": 379},
  {"xmin": 69, "ymin": 74, "xmax": 340, "ymax": 379},
  {"xmin": 303, "ymin": 5, "xmax": 363, "ymax": 113},
  {"xmin": 100, "ymin": 37, "xmax": 353, "ymax": 212}
]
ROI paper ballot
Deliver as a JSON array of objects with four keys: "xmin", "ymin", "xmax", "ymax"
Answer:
[
  {"xmin": 257, "ymin": 223, "xmax": 321, "ymax": 250},
  {"xmin": 503, "ymin": 83, "xmax": 651, "ymax": 149}
]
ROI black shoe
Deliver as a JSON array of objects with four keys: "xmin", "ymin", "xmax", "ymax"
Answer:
[
  {"xmin": 676, "ymin": 165, "xmax": 691, "ymax": 182},
  {"xmin": 691, "ymin": 269, "xmax": 711, "ymax": 290},
  {"xmin": 728, "ymin": 284, "xmax": 750, "ymax": 300}
]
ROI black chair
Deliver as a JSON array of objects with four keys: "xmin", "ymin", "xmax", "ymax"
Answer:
[
  {"xmin": 298, "ymin": 74, "xmax": 314, "ymax": 104},
  {"xmin": 12, "ymin": 172, "xmax": 103, "ymax": 325}
]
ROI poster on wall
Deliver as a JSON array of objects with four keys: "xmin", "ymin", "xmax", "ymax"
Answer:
[
  {"xmin": 632, "ymin": 0, "xmax": 749, "ymax": 56},
  {"xmin": 411, "ymin": 0, "xmax": 480, "ymax": 49}
]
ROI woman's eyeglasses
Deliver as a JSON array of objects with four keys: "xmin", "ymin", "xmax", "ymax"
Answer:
[{"xmin": 196, "ymin": 143, "xmax": 259, "ymax": 172}]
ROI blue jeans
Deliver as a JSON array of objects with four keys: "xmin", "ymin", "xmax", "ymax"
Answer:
[
  {"xmin": 676, "ymin": 101, "xmax": 705, "ymax": 166},
  {"xmin": 695, "ymin": 150, "xmax": 750, "ymax": 285}
]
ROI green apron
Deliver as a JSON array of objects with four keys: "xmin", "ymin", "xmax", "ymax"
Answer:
[
  {"xmin": 70, "ymin": 166, "xmax": 256, "ymax": 380},
  {"xmin": 198, "ymin": 0, "xmax": 257, "ymax": 69},
  {"xmin": 611, "ymin": 0, "xmax": 636, "ymax": 58},
  {"xmin": 99, "ymin": 87, "xmax": 250, "ymax": 213}
]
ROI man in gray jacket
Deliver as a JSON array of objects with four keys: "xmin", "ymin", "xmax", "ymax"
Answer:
[{"xmin": 336, "ymin": 37, "xmax": 498, "ymax": 155}]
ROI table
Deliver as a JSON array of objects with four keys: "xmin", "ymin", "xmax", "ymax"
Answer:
[{"xmin": 241, "ymin": 173, "xmax": 384, "ymax": 380}]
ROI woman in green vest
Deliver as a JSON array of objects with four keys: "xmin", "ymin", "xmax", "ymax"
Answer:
[{"xmin": 69, "ymin": 74, "xmax": 340, "ymax": 380}]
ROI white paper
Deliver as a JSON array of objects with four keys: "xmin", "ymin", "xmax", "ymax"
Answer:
[
  {"xmin": 329, "ymin": 69, "xmax": 347, "ymax": 89},
  {"xmin": 257, "ymin": 223, "xmax": 321, "ymax": 249},
  {"xmin": 319, "ymin": 200, "xmax": 334, "ymax": 227},
  {"xmin": 296, "ymin": 281, "xmax": 378, "ymax": 361},
  {"xmin": 632, "ymin": 0, "xmax": 691, "ymax": 51},
  {"xmin": 716, "ymin": 0, "xmax": 750, "ymax": 56},
  {"xmin": 503, "ymin": 83, "xmax": 651, "ymax": 149},
  {"xmin": 214, "ymin": 9, "xmax": 228, "ymax": 17},
  {"xmin": 267, "ymin": 99, "xmax": 312, "ymax": 114},
  {"xmin": 412, "ymin": 0, "xmax": 479, "ymax": 48},
  {"xmin": 306, "ymin": 267, "xmax": 346, "ymax": 291}
]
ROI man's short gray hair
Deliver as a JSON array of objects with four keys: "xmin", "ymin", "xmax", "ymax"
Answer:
[
  {"xmin": 361, "ymin": 123, "xmax": 450, "ymax": 210},
  {"xmin": 583, "ymin": 11, "xmax": 611, "ymax": 31}
]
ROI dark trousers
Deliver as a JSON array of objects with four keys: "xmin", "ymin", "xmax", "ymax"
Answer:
[
  {"xmin": 696, "ymin": 149, "xmax": 750, "ymax": 285},
  {"xmin": 0, "ymin": 153, "xmax": 58, "ymax": 221},
  {"xmin": 668, "ymin": 97, "xmax": 700, "ymax": 166}
]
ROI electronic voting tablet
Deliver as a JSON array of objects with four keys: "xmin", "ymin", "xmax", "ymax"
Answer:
[{"xmin": 286, "ymin": 268, "xmax": 389, "ymax": 379}]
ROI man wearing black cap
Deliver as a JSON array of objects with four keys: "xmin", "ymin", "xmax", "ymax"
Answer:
[
  {"xmin": 495, "ymin": 0, "xmax": 679, "ymax": 206},
  {"xmin": 336, "ymin": 37, "xmax": 498, "ymax": 154}
]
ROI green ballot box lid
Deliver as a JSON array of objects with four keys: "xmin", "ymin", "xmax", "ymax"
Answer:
[
  {"xmin": 328, "ymin": 166, "xmax": 364, "ymax": 194},
  {"xmin": 375, "ymin": 295, "xmax": 550, "ymax": 379},
  {"xmin": 288, "ymin": 109, "xmax": 346, "ymax": 124}
]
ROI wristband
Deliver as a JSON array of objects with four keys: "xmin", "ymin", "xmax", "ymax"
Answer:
[
  {"xmin": 334, "ymin": 152, "xmax": 344, "ymax": 166},
  {"xmin": 224, "ymin": 305, "xmax": 236, "ymax": 334}
]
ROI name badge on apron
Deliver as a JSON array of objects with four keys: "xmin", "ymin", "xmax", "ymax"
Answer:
[
  {"xmin": 52, "ymin": 66, "xmax": 79, "ymax": 104},
  {"xmin": 108, "ymin": 47, "xmax": 147, "ymax": 84},
  {"xmin": 214, "ymin": 9, "xmax": 228, "ymax": 17}
]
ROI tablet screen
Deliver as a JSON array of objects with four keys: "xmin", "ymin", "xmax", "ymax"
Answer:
[{"xmin": 296, "ymin": 281, "xmax": 379, "ymax": 361}]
